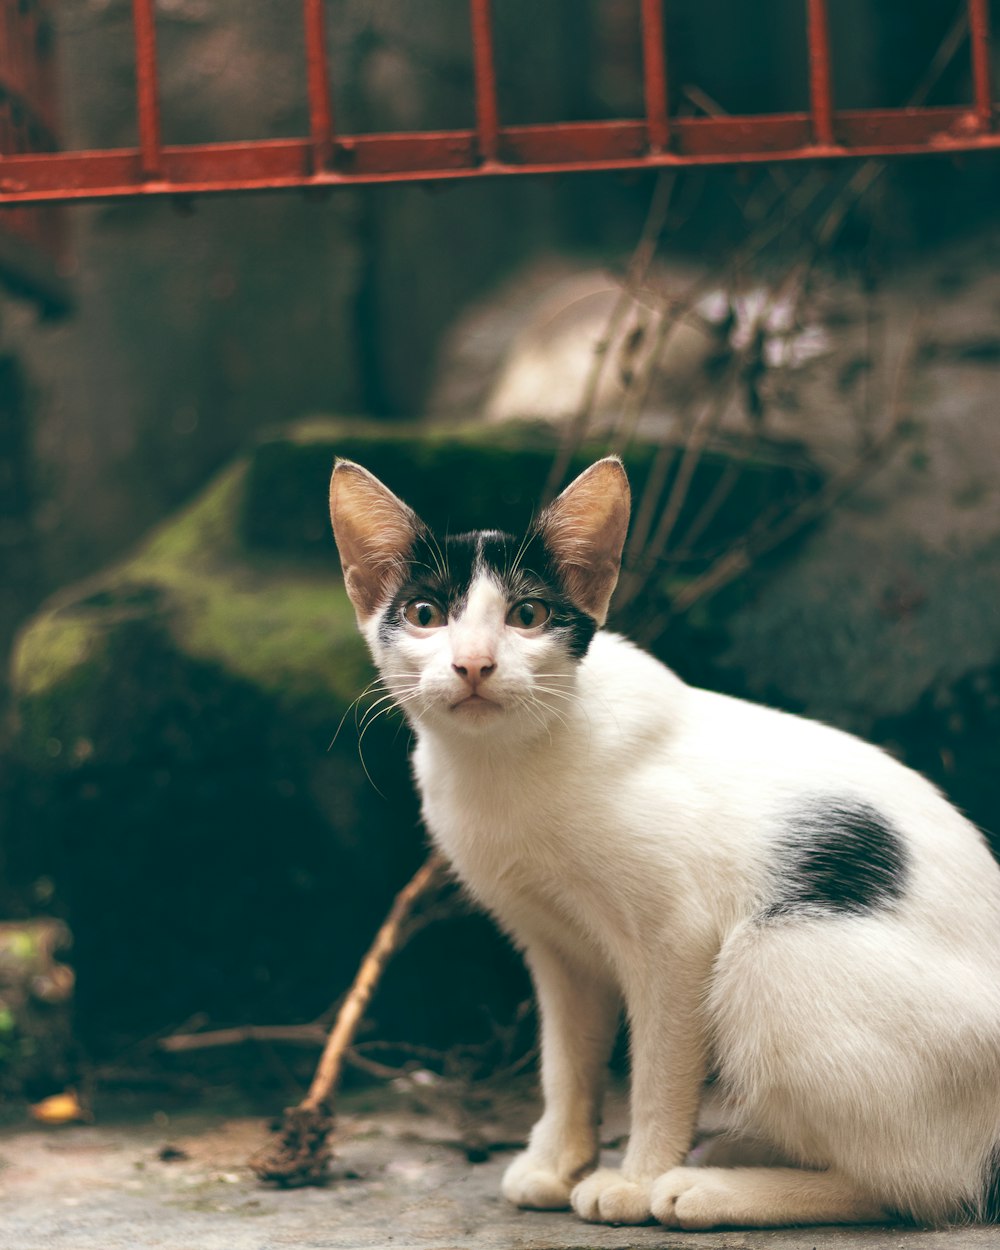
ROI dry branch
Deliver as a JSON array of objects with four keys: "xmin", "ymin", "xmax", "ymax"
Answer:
[
  {"xmin": 162, "ymin": 1024, "xmax": 328, "ymax": 1051},
  {"xmin": 543, "ymin": 168, "xmax": 677, "ymax": 502},
  {"xmin": 635, "ymin": 315, "xmax": 921, "ymax": 642},
  {"xmin": 247, "ymin": 851, "xmax": 450, "ymax": 1187}
]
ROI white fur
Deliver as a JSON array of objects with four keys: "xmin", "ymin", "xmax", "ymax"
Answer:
[{"xmin": 364, "ymin": 581, "xmax": 1000, "ymax": 1229}]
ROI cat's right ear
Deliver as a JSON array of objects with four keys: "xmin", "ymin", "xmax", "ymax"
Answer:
[{"xmin": 329, "ymin": 460, "xmax": 421, "ymax": 623}]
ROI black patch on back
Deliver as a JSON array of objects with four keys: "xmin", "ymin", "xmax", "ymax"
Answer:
[
  {"xmin": 377, "ymin": 523, "xmax": 598, "ymax": 659},
  {"xmin": 762, "ymin": 797, "xmax": 909, "ymax": 920},
  {"xmin": 980, "ymin": 1146, "xmax": 1000, "ymax": 1223}
]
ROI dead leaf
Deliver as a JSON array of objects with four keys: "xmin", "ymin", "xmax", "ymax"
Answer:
[{"xmin": 29, "ymin": 1089, "xmax": 91, "ymax": 1126}]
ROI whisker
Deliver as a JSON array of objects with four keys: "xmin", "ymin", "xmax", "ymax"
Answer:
[
  {"xmin": 409, "ymin": 555, "xmax": 446, "ymax": 582},
  {"xmin": 357, "ymin": 697, "xmax": 406, "ymax": 734},
  {"xmin": 329, "ymin": 675, "xmax": 395, "ymax": 749},
  {"xmin": 530, "ymin": 685, "xmax": 583, "ymax": 706},
  {"xmin": 355, "ymin": 724, "xmax": 387, "ymax": 798},
  {"xmin": 428, "ymin": 530, "xmax": 449, "ymax": 581},
  {"xmin": 355, "ymin": 691, "xmax": 424, "ymax": 794},
  {"xmin": 509, "ymin": 515, "xmax": 538, "ymax": 577},
  {"xmin": 519, "ymin": 688, "xmax": 572, "ymax": 731},
  {"xmin": 358, "ymin": 688, "xmax": 422, "ymax": 729},
  {"xmin": 518, "ymin": 695, "xmax": 556, "ymax": 745},
  {"xmin": 356, "ymin": 687, "xmax": 421, "ymax": 732},
  {"xmin": 356, "ymin": 700, "xmax": 401, "ymax": 730}
]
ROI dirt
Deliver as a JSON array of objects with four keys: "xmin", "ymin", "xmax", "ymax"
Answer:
[{"xmin": 1, "ymin": 1085, "xmax": 998, "ymax": 1250}]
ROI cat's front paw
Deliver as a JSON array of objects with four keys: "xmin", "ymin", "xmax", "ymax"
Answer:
[
  {"xmin": 501, "ymin": 1152, "xmax": 578, "ymax": 1210},
  {"xmin": 650, "ymin": 1166, "xmax": 730, "ymax": 1229},
  {"xmin": 571, "ymin": 1168, "xmax": 652, "ymax": 1224}
]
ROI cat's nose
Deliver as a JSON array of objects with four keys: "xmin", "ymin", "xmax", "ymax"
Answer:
[{"xmin": 452, "ymin": 656, "xmax": 496, "ymax": 686}]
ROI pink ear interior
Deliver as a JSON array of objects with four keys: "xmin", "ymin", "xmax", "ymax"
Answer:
[
  {"xmin": 329, "ymin": 461, "xmax": 420, "ymax": 621},
  {"xmin": 538, "ymin": 458, "xmax": 631, "ymax": 625}
]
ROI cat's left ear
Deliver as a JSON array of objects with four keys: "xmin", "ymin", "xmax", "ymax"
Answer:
[
  {"xmin": 537, "ymin": 457, "xmax": 630, "ymax": 625},
  {"xmin": 329, "ymin": 460, "xmax": 422, "ymax": 623}
]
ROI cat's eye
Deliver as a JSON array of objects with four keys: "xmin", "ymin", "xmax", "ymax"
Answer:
[
  {"xmin": 403, "ymin": 600, "xmax": 446, "ymax": 629},
  {"xmin": 506, "ymin": 599, "xmax": 550, "ymax": 629}
]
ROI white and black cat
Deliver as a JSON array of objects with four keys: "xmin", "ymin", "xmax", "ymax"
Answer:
[{"xmin": 329, "ymin": 455, "xmax": 1000, "ymax": 1229}]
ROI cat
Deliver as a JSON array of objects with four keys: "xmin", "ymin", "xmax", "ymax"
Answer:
[{"xmin": 329, "ymin": 454, "xmax": 1000, "ymax": 1230}]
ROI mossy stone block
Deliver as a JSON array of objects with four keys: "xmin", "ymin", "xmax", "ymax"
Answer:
[{"xmin": 241, "ymin": 418, "xmax": 818, "ymax": 576}]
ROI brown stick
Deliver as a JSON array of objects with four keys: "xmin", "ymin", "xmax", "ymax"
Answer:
[
  {"xmin": 161, "ymin": 1024, "xmax": 329, "ymax": 1051},
  {"xmin": 301, "ymin": 852, "xmax": 449, "ymax": 1113},
  {"xmin": 248, "ymin": 851, "xmax": 450, "ymax": 1186},
  {"xmin": 159, "ymin": 1026, "xmax": 434, "ymax": 1084}
]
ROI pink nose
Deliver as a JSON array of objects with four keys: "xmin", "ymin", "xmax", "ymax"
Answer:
[{"xmin": 452, "ymin": 656, "xmax": 496, "ymax": 686}]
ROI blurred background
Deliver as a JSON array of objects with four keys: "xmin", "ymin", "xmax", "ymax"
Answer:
[{"xmin": 0, "ymin": 0, "xmax": 998, "ymax": 1118}]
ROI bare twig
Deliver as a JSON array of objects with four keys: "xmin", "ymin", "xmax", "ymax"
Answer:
[
  {"xmin": 618, "ymin": 352, "xmax": 747, "ymax": 609},
  {"xmin": 680, "ymin": 84, "xmax": 794, "ymax": 195},
  {"xmin": 636, "ymin": 316, "xmax": 920, "ymax": 641},
  {"xmin": 248, "ymin": 851, "xmax": 450, "ymax": 1187},
  {"xmin": 543, "ymin": 169, "xmax": 677, "ymax": 503},
  {"xmin": 613, "ymin": 5, "xmax": 967, "ymax": 636},
  {"xmin": 813, "ymin": 5, "xmax": 968, "ymax": 254},
  {"xmin": 301, "ymin": 853, "xmax": 449, "ymax": 1112},
  {"xmin": 162, "ymin": 1024, "xmax": 328, "ymax": 1051},
  {"xmin": 159, "ymin": 1024, "xmax": 448, "ymax": 1083}
]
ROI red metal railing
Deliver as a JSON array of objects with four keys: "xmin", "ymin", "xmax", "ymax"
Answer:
[
  {"xmin": 0, "ymin": 0, "xmax": 65, "ymax": 308},
  {"xmin": 0, "ymin": 0, "xmax": 996, "ymax": 212}
]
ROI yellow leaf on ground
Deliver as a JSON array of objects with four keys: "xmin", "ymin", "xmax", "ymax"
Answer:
[{"xmin": 29, "ymin": 1090, "xmax": 90, "ymax": 1125}]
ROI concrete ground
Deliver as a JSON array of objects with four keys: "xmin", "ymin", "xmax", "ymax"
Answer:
[{"xmin": 1, "ymin": 1084, "xmax": 997, "ymax": 1250}]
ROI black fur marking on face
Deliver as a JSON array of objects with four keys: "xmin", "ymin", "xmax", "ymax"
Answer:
[
  {"xmin": 481, "ymin": 529, "xmax": 597, "ymax": 659},
  {"xmin": 376, "ymin": 529, "xmax": 476, "ymax": 648},
  {"xmin": 761, "ymin": 798, "xmax": 910, "ymax": 921},
  {"xmin": 376, "ymin": 525, "xmax": 598, "ymax": 658}
]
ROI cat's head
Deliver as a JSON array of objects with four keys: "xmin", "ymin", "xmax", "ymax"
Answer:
[{"xmin": 329, "ymin": 458, "xmax": 630, "ymax": 739}]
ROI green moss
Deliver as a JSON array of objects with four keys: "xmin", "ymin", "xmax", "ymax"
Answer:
[
  {"xmin": 177, "ymin": 569, "xmax": 370, "ymax": 711},
  {"xmin": 136, "ymin": 463, "xmax": 368, "ymax": 710},
  {"xmin": 240, "ymin": 416, "xmax": 818, "ymax": 563},
  {"xmin": 140, "ymin": 461, "xmax": 247, "ymax": 569},
  {"xmin": 11, "ymin": 455, "xmax": 372, "ymax": 741},
  {"xmin": 11, "ymin": 615, "xmax": 118, "ymax": 765},
  {"xmin": 11, "ymin": 612, "xmax": 96, "ymax": 701}
]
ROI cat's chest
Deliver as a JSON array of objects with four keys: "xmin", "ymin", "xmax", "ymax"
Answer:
[
  {"xmin": 415, "ymin": 740, "xmax": 578, "ymax": 860},
  {"xmin": 412, "ymin": 737, "xmax": 646, "ymax": 953}
]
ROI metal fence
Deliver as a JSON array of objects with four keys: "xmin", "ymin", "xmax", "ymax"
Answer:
[
  {"xmin": 0, "ymin": 1, "xmax": 996, "ymax": 308},
  {"xmin": 2, "ymin": 0, "xmax": 996, "ymax": 210},
  {"xmin": 0, "ymin": 0, "xmax": 63, "ymax": 307}
]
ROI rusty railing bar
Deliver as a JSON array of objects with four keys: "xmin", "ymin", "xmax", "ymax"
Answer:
[
  {"xmin": 968, "ymin": 0, "xmax": 994, "ymax": 130},
  {"xmin": 805, "ymin": 0, "xmax": 835, "ymax": 147},
  {"xmin": 640, "ymin": 0, "xmax": 670, "ymax": 152},
  {"xmin": 8, "ymin": 107, "xmax": 1000, "ymax": 209},
  {"xmin": 469, "ymin": 0, "xmax": 499, "ymax": 163},
  {"xmin": 1, "ymin": 3, "xmax": 19, "ymax": 118},
  {"xmin": 131, "ymin": 0, "xmax": 163, "ymax": 180},
  {"xmin": 303, "ymin": 0, "xmax": 335, "ymax": 172}
]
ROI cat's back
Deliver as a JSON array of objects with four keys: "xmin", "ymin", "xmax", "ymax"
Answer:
[
  {"xmin": 572, "ymin": 631, "xmax": 881, "ymax": 804},
  {"xmin": 585, "ymin": 634, "xmax": 1000, "ymax": 889}
]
